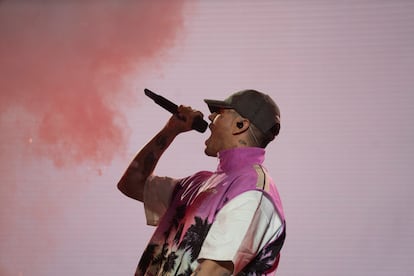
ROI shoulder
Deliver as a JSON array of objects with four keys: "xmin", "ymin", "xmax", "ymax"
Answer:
[
  {"xmin": 181, "ymin": 170, "xmax": 213, "ymax": 183},
  {"xmin": 220, "ymin": 191, "xmax": 279, "ymax": 222}
]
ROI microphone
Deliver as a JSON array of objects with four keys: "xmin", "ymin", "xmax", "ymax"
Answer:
[{"xmin": 144, "ymin": 88, "xmax": 208, "ymax": 133}]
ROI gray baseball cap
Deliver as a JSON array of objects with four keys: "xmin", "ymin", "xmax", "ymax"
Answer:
[{"xmin": 204, "ymin": 89, "xmax": 281, "ymax": 137}]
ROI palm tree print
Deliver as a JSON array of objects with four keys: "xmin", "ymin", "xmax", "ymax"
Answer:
[
  {"xmin": 239, "ymin": 227, "xmax": 286, "ymax": 275},
  {"xmin": 162, "ymin": 251, "xmax": 179, "ymax": 272},
  {"xmin": 137, "ymin": 243, "xmax": 158, "ymax": 273},
  {"xmin": 178, "ymin": 216, "xmax": 211, "ymax": 262}
]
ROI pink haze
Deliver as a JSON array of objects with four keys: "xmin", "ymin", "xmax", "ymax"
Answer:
[{"xmin": 0, "ymin": 1, "xmax": 189, "ymax": 275}]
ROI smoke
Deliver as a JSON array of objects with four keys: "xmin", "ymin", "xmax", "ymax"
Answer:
[
  {"xmin": 0, "ymin": 1, "xmax": 189, "ymax": 275},
  {"xmin": 0, "ymin": 0, "xmax": 186, "ymax": 167}
]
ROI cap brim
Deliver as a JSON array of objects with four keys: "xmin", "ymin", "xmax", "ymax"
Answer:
[{"xmin": 204, "ymin": 99, "xmax": 232, "ymax": 113}]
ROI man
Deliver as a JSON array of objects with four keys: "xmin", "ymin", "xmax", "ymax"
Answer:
[{"xmin": 118, "ymin": 89, "xmax": 286, "ymax": 275}]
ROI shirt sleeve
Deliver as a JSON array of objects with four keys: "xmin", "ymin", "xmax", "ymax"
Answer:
[
  {"xmin": 143, "ymin": 175, "xmax": 179, "ymax": 226},
  {"xmin": 197, "ymin": 190, "xmax": 283, "ymax": 274}
]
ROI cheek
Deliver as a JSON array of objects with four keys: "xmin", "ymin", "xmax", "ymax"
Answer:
[
  {"xmin": 213, "ymin": 114, "xmax": 232, "ymax": 129},
  {"xmin": 211, "ymin": 125, "xmax": 228, "ymax": 143}
]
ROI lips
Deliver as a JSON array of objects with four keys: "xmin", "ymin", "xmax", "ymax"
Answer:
[{"xmin": 205, "ymin": 128, "xmax": 213, "ymax": 145}]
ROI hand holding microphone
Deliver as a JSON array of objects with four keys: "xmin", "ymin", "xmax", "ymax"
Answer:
[{"xmin": 144, "ymin": 88, "xmax": 208, "ymax": 133}]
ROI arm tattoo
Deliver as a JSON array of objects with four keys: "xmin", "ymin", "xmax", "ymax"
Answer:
[
  {"xmin": 143, "ymin": 152, "xmax": 157, "ymax": 175},
  {"xmin": 155, "ymin": 135, "xmax": 168, "ymax": 150}
]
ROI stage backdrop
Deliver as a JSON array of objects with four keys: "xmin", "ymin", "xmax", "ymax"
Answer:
[{"xmin": 1, "ymin": 1, "xmax": 413, "ymax": 275}]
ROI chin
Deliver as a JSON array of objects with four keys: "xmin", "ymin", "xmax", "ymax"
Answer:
[{"xmin": 204, "ymin": 146, "xmax": 218, "ymax": 157}]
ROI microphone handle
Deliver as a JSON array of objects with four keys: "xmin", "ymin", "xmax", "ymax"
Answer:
[
  {"xmin": 144, "ymin": 88, "xmax": 208, "ymax": 133},
  {"xmin": 144, "ymin": 88, "xmax": 178, "ymax": 113}
]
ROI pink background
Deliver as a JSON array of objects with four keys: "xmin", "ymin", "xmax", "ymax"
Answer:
[{"xmin": 1, "ymin": 1, "xmax": 413, "ymax": 275}]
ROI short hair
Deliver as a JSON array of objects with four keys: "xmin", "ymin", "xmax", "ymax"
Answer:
[
  {"xmin": 249, "ymin": 122, "xmax": 280, "ymax": 148},
  {"xmin": 230, "ymin": 108, "xmax": 280, "ymax": 148}
]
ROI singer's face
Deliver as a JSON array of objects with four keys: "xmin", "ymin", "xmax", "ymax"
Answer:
[{"xmin": 204, "ymin": 108, "xmax": 237, "ymax": 157}]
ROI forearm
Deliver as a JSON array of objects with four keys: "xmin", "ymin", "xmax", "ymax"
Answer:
[
  {"xmin": 192, "ymin": 260, "xmax": 233, "ymax": 276},
  {"xmin": 117, "ymin": 123, "xmax": 179, "ymax": 201},
  {"xmin": 117, "ymin": 105, "xmax": 204, "ymax": 201}
]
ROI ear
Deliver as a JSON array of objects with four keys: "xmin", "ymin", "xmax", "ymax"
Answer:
[{"xmin": 231, "ymin": 118, "xmax": 250, "ymax": 135}]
